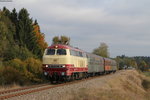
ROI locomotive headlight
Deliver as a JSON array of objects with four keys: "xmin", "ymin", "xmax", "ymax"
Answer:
[
  {"xmin": 45, "ymin": 65, "xmax": 48, "ymax": 67},
  {"xmin": 44, "ymin": 72, "xmax": 48, "ymax": 76},
  {"xmin": 62, "ymin": 65, "xmax": 65, "ymax": 67},
  {"xmin": 61, "ymin": 72, "xmax": 65, "ymax": 76}
]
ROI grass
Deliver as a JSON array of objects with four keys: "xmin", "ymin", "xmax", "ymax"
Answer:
[
  {"xmin": 143, "ymin": 72, "xmax": 150, "ymax": 77},
  {"xmin": 142, "ymin": 79, "xmax": 150, "ymax": 90},
  {"xmin": 65, "ymin": 70, "xmax": 150, "ymax": 100},
  {"xmin": 69, "ymin": 88, "xmax": 133, "ymax": 100}
]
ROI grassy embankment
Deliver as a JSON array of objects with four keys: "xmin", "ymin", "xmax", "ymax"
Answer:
[
  {"xmin": 142, "ymin": 71, "xmax": 150, "ymax": 99},
  {"xmin": 67, "ymin": 70, "xmax": 150, "ymax": 100}
]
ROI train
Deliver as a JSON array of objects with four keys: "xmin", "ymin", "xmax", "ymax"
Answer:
[{"xmin": 42, "ymin": 44, "xmax": 117, "ymax": 83}]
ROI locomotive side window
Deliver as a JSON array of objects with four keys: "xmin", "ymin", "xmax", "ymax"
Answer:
[
  {"xmin": 82, "ymin": 53, "xmax": 87, "ymax": 58},
  {"xmin": 46, "ymin": 49, "xmax": 55, "ymax": 55},
  {"xmin": 57, "ymin": 49, "xmax": 66, "ymax": 55},
  {"xmin": 70, "ymin": 50, "xmax": 86, "ymax": 57},
  {"xmin": 76, "ymin": 51, "xmax": 80, "ymax": 57},
  {"xmin": 79, "ymin": 52, "xmax": 83, "ymax": 57},
  {"xmin": 70, "ymin": 50, "xmax": 76, "ymax": 56}
]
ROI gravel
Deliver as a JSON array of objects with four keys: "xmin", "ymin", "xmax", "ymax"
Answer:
[{"xmin": 7, "ymin": 70, "xmax": 127, "ymax": 100}]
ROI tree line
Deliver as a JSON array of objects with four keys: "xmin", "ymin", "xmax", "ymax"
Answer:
[
  {"xmin": 116, "ymin": 55, "xmax": 150, "ymax": 71},
  {"xmin": 0, "ymin": 7, "xmax": 47, "ymax": 61},
  {"xmin": 0, "ymin": 7, "xmax": 48, "ymax": 85},
  {"xmin": 91, "ymin": 43, "xmax": 150, "ymax": 71}
]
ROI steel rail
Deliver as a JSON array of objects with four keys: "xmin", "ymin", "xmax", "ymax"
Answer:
[{"xmin": 0, "ymin": 72, "xmax": 117, "ymax": 100}]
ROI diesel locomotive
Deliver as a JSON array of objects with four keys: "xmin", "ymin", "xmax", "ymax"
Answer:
[{"xmin": 42, "ymin": 44, "xmax": 117, "ymax": 83}]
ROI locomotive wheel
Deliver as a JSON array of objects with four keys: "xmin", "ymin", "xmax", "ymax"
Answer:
[
  {"xmin": 64, "ymin": 76, "xmax": 71, "ymax": 82},
  {"xmin": 71, "ymin": 74, "xmax": 74, "ymax": 81},
  {"xmin": 50, "ymin": 78, "xmax": 55, "ymax": 84},
  {"xmin": 113, "ymin": 70, "xmax": 116, "ymax": 73},
  {"xmin": 85, "ymin": 73, "xmax": 89, "ymax": 78}
]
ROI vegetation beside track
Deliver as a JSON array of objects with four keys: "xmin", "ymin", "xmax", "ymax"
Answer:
[
  {"xmin": 0, "ymin": 7, "xmax": 48, "ymax": 86},
  {"xmin": 66, "ymin": 70, "xmax": 150, "ymax": 100},
  {"xmin": 0, "ymin": 58, "xmax": 47, "ymax": 86}
]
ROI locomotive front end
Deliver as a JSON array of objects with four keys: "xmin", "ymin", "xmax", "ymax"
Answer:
[{"xmin": 42, "ymin": 45, "xmax": 72, "ymax": 82}]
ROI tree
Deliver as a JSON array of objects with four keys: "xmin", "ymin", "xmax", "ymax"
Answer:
[
  {"xmin": 0, "ymin": 21, "xmax": 8, "ymax": 58},
  {"xmin": 52, "ymin": 36, "xmax": 60, "ymax": 44},
  {"xmin": 92, "ymin": 43, "xmax": 110, "ymax": 57},
  {"xmin": 10, "ymin": 8, "xmax": 18, "ymax": 24},
  {"xmin": 0, "ymin": 11, "xmax": 16, "ymax": 60},
  {"xmin": 0, "ymin": 7, "xmax": 48, "ymax": 60},
  {"xmin": 17, "ymin": 8, "xmax": 34, "ymax": 47},
  {"xmin": 33, "ymin": 21, "xmax": 48, "ymax": 58},
  {"xmin": 52, "ymin": 36, "xmax": 70, "ymax": 45},
  {"xmin": 130, "ymin": 59, "xmax": 137, "ymax": 68},
  {"xmin": 139, "ymin": 60, "xmax": 147, "ymax": 71},
  {"xmin": 2, "ymin": 7, "xmax": 10, "ymax": 17}
]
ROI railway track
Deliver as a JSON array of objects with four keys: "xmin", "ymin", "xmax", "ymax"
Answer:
[{"xmin": 0, "ymin": 72, "xmax": 118, "ymax": 100}]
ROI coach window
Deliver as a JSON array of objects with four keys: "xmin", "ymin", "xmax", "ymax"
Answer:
[
  {"xmin": 46, "ymin": 49, "xmax": 55, "ymax": 55},
  {"xmin": 79, "ymin": 52, "xmax": 83, "ymax": 57},
  {"xmin": 57, "ymin": 49, "xmax": 66, "ymax": 55}
]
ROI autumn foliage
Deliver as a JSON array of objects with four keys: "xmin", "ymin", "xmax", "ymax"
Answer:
[
  {"xmin": 0, "ymin": 7, "xmax": 48, "ymax": 85},
  {"xmin": 33, "ymin": 23, "xmax": 48, "ymax": 50},
  {"xmin": 0, "ymin": 58, "xmax": 44, "ymax": 85}
]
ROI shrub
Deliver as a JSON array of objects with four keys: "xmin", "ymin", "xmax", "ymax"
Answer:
[
  {"xmin": 5, "ymin": 58, "xmax": 26, "ymax": 72},
  {"xmin": 0, "ymin": 66, "xmax": 26, "ymax": 85},
  {"xmin": 24, "ymin": 58, "xmax": 44, "ymax": 83},
  {"xmin": 0, "ymin": 58, "xmax": 44, "ymax": 86},
  {"xmin": 25, "ymin": 58, "xmax": 42, "ymax": 76}
]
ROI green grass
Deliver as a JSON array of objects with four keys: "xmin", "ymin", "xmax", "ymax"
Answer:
[{"xmin": 143, "ymin": 72, "xmax": 150, "ymax": 77}]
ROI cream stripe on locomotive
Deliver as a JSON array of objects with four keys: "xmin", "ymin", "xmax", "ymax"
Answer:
[{"xmin": 43, "ymin": 48, "xmax": 88, "ymax": 68}]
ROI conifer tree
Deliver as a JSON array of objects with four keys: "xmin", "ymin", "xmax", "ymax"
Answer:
[
  {"xmin": 2, "ymin": 7, "xmax": 10, "ymax": 17},
  {"xmin": 10, "ymin": 8, "xmax": 18, "ymax": 24},
  {"xmin": 17, "ymin": 8, "xmax": 36, "ymax": 49}
]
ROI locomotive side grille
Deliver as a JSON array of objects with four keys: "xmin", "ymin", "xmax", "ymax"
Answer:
[{"xmin": 48, "ymin": 65, "xmax": 64, "ymax": 68}]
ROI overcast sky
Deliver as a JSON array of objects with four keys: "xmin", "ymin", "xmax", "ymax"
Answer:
[{"xmin": 0, "ymin": 0, "xmax": 150, "ymax": 57}]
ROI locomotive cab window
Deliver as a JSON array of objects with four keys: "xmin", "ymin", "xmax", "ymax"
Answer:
[
  {"xmin": 46, "ymin": 49, "xmax": 55, "ymax": 55},
  {"xmin": 57, "ymin": 49, "xmax": 66, "ymax": 55}
]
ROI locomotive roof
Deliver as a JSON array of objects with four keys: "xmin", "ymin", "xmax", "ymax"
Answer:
[{"xmin": 48, "ymin": 44, "xmax": 85, "ymax": 52}]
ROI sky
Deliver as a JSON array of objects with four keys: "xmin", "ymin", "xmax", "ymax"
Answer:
[{"xmin": 0, "ymin": 0, "xmax": 150, "ymax": 57}]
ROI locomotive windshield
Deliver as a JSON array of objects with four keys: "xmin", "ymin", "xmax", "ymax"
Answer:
[
  {"xmin": 57, "ymin": 49, "xmax": 66, "ymax": 55},
  {"xmin": 46, "ymin": 49, "xmax": 66, "ymax": 55},
  {"xmin": 46, "ymin": 49, "xmax": 55, "ymax": 55}
]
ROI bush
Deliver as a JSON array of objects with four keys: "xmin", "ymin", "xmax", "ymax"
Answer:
[
  {"xmin": 0, "ymin": 58, "xmax": 44, "ymax": 86},
  {"xmin": 24, "ymin": 58, "xmax": 43, "ymax": 83},
  {"xmin": 0, "ymin": 67, "xmax": 26, "ymax": 85},
  {"xmin": 25, "ymin": 58, "xmax": 42, "ymax": 77},
  {"xmin": 5, "ymin": 58, "xmax": 26, "ymax": 72}
]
